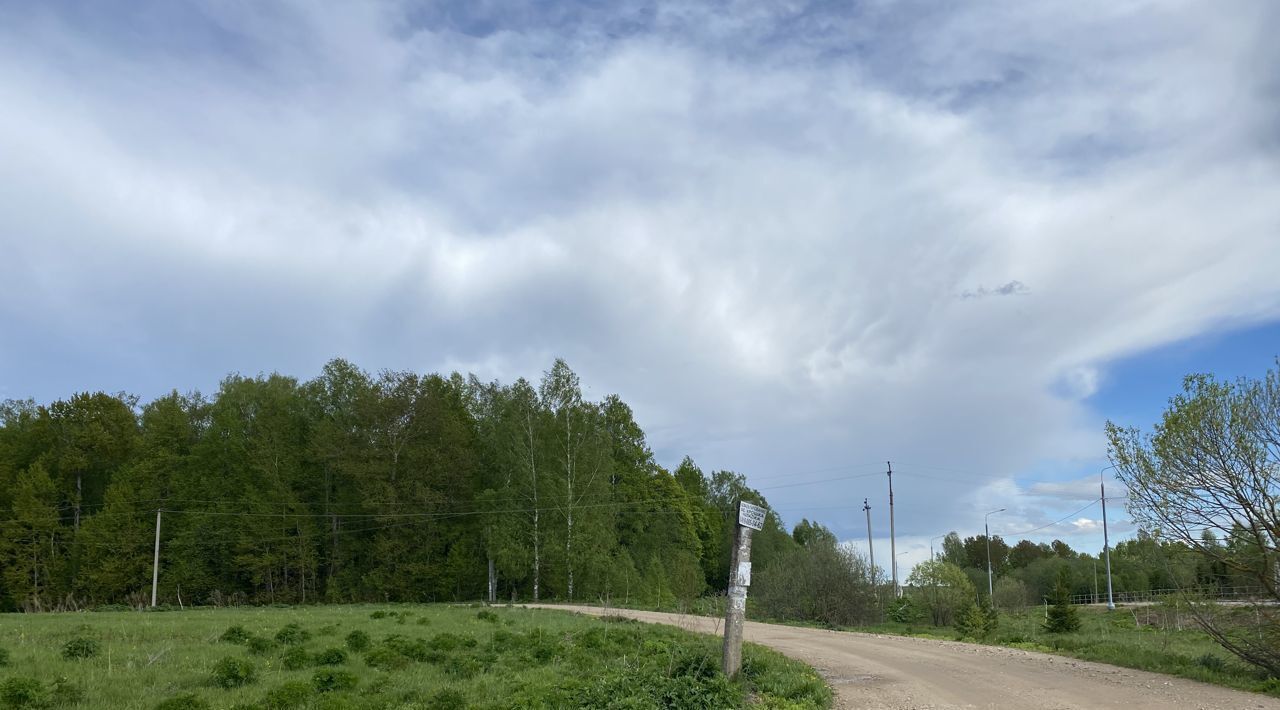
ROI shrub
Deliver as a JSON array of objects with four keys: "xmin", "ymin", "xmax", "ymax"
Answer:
[
  {"xmin": 311, "ymin": 669, "xmax": 358, "ymax": 693},
  {"xmin": 369, "ymin": 610, "xmax": 388, "ymax": 620},
  {"xmin": 364, "ymin": 646, "xmax": 410, "ymax": 671},
  {"xmin": 50, "ymin": 677, "xmax": 84, "ymax": 705},
  {"xmin": 220, "ymin": 625, "xmax": 252, "ymax": 644},
  {"xmin": 314, "ymin": 648, "xmax": 348, "ymax": 666},
  {"xmin": 955, "ymin": 599, "xmax": 998, "ymax": 640},
  {"xmin": 0, "ymin": 677, "xmax": 47, "ymax": 709},
  {"xmin": 62, "ymin": 636, "xmax": 101, "ymax": 660},
  {"xmin": 275, "ymin": 623, "xmax": 311, "ymax": 645},
  {"xmin": 1043, "ymin": 568, "xmax": 1081, "ymax": 633},
  {"xmin": 425, "ymin": 688, "xmax": 467, "ymax": 710},
  {"xmin": 211, "ymin": 657, "xmax": 258, "ymax": 688},
  {"xmin": 887, "ymin": 596, "xmax": 922, "ymax": 623},
  {"xmin": 1196, "ymin": 653, "xmax": 1227, "ymax": 672},
  {"xmin": 154, "ymin": 692, "xmax": 212, "ymax": 710},
  {"xmin": 0, "ymin": 647, "xmax": 9, "ymax": 666},
  {"xmin": 281, "ymin": 646, "xmax": 311, "ymax": 670},
  {"xmin": 344, "ymin": 630, "xmax": 370, "ymax": 652},
  {"xmin": 476, "ymin": 610, "xmax": 499, "ymax": 623},
  {"xmin": 263, "ymin": 681, "xmax": 313, "ymax": 709},
  {"xmin": 246, "ymin": 635, "xmax": 276, "ymax": 655}
]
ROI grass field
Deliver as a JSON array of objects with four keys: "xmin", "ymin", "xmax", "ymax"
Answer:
[
  {"xmin": 864, "ymin": 604, "xmax": 1280, "ymax": 697},
  {"xmin": 0, "ymin": 604, "xmax": 832, "ymax": 710}
]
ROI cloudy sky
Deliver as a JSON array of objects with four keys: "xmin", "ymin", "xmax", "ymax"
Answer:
[{"xmin": 2, "ymin": 1, "xmax": 1279, "ymax": 578}]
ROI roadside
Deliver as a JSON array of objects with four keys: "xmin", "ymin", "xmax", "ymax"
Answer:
[{"xmin": 531, "ymin": 604, "xmax": 1280, "ymax": 710}]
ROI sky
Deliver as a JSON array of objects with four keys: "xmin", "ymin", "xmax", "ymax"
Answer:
[{"xmin": 2, "ymin": 0, "xmax": 1279, "ymax": 581}]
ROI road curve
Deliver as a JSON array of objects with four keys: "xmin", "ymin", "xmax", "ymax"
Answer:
[{"xmin": 527, "ymin": 604, "xmax": 1280, "ymax": 710}]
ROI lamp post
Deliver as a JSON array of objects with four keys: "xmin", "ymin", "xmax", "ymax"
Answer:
[
  {"xmin": 985, "ymin": 508, "xmax": 1005, "ymax": 600},
  {"xmin": 930, "ymin": 534, "xmax": 946, "ymax": 562},
  {"xmin": 1100, "ymin": 465, "xmax": 1118, "ymax": 610}
]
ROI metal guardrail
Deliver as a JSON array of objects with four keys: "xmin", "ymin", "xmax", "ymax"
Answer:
[{"xmin": 1068, "ymin": 586, "xmax": 1265, "ymax": 605}]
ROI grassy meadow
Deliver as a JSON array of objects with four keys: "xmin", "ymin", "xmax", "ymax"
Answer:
[
  {"xmin": 0, "ymin": 604, "xmax": 831, "ymax": 710},
  {"xmin": 866, "ymin": 604, "xmax": 1280, "ymax": 697}
]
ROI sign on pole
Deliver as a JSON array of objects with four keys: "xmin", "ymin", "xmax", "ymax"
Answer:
[
  {"xmin": 722, "ymin": 500, "xmax": 767, "ymax": 679},
  {"xmin": 738, "ymin": 501, "xmax": 766, "ymax": 531}
]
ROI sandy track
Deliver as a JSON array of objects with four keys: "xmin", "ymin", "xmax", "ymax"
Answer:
[{"xmin": 527, "ymin": 604, "xmax": 1280, "ymax": 710}]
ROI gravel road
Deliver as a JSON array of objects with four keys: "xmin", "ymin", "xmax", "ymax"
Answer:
[{"xmin": 528, "ymin": 604, "xmax": 1280, "ymax": 710}]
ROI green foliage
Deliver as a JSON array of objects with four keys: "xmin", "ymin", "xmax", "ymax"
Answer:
[
  {"xmin": 0, "ymin": 647, "xmax": 9, "ymax": 666},
  {"xmin": 955, "ymin": 599, "xmax": 998, "ymax": 640},
  {"xmin": 310, "ymin": 669, "xmax": 358, "ymax": 693},
  {"xmin": 423, "ymin": 688, "xmax": 467, "ymax": 710},
  {"xmin": 280, "ymin": 645, "xmax": 310, "ymax": 670},
  {"xmin": 245, "ymin": 636, "xmax": 275, "ymax": 655},
  {"xmin": 907, "ymin": 559, "xmax": 977, "ymax": 627},
  {"xmin": 363, "ymin": 646, "xmax": 410, "ymax": 671},
  {"xmin": 219, "ymin": 625, "xmax": 251, "ymax": 644},
  {"xmin": 274, "ymin": 623, "xmax": 311, "ymax": 645},
  {"xmin": 886, "ymin": 596, "xmax": 922, "ymax": 623},
  {"xmin": 211, "ymin": 657, "xmax": 258, "ymax": 688},
  {"xmin": 1043, "ymin": 568, "xmax": 1081, "ymax": 633},
  {"xmin": 263, "ymin": 681, "xmax": 312, "ymax": 709},
  {"xmin": 154, "ymin": 693, "xmax": 211, "ymax": 710},
  {"xmin": 60, "ymin": 636, "xmax": 101, "ymax": 660},
  {"xmin": 313, "ymin": 647, "xmax": 347, "ymax": 665},
  {"xmin": 476, "ymin": 609, "xmax": 499, "ymax": 623},
  {"xmin": 0, "ymin": 677, "xmax": 47, "ymax": 709},
  {"xmin": 343, "ymin": 630, "xmax": 370, "ymax": 652}
]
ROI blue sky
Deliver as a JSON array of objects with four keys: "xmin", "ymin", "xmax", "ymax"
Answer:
[{"xmin": 2, "ymin": 0, "xmax": 1279, "ymax": 579}]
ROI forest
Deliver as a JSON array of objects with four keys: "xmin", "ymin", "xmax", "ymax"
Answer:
[
  {"xmin": 0, "ymin": 358, "xmax": 811, "ymax": 611},
  {"xmin": 0, "ymin": 358, "xmax": 1267, "ymax": 623}
]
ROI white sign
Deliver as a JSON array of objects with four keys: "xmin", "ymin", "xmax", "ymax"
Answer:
[
  {"xmin": 735, "ymin": 561, "xmax": 752, "ymax": 587},
  {"xmin": 738, "ymin": 501, "xmax": 767, "ymax": 531}
]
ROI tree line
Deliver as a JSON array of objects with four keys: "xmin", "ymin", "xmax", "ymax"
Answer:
[{"xmin": 0, "ymin": 358, "xmax": 819, "ymax": 611}]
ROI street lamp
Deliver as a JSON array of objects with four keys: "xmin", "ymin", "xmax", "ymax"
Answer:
[
  {"xmin": 930, "ymin": 534, "xmax": 946, "ymax": 561},
  {"xmin": 1100, "ymin": 464, "xmax": 1118, "ymax": 610},
  {"xmin": 985, "ymin": 508, "xmax": 1005, "ymax": 600}
]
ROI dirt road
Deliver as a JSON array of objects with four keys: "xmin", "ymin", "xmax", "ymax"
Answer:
[{"xmin": 528, "ymin": 604, "xmax": 1280, "ymax": 710}]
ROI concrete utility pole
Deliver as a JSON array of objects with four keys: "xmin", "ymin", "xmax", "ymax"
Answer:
[
  {"xmin": 985, "ymin": 508, "xmax": 1005, "ymax": 601},
  {"xmin": 151, "ymin": 509, "xmax": 162, "ymax": 607},
  {"xmin": 1101, "ymin": 466, "xmax": 1116, "ymax": 610},
  {"xmin": 723, "ymin": 500, "xmax": 765, "ymax": 679},
  {"xmin": 863, "ymin": 498, "xmax": 875, "ymax": 585},
  {"xmin": 887, "ymin": 462, "xmax": 898, "ymax": 597}
]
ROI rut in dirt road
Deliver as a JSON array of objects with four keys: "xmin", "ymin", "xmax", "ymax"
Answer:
[{"xmin": 528, "ymin": 605, "xmax": 1280, "ymax": 710}]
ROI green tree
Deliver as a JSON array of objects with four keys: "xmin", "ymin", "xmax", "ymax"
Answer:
[
  {"xmin": 906, "ymin": 559, "xmax": 976, "ymax": 627},
  {"xmin": 1108, "ymin": 367, "xmax": 1280, "ymax": 675},
  {"xmin": 0, "ymin": 463, "xmax": 63, "ymax": 609},
  {"xmin": 1043, "ymin": 567, "xmax": 1080, "ymax": 633}
]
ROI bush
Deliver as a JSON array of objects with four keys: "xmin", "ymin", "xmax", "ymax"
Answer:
[
  {"xmin": 154, "ymin": 692, "xmax": 212, "ymax": 710},
  {"xmin": 61, "ymin": 636, "xmax": 101, "ymax": 660},
  {"xmin": 955, "ymin": 599, "xmax": 998, "ymax": 640},
  {"xmin": 220, "ymin": 625, "xmax": 252, "ymax": 644},
  {"xmin": 311, "ymin": 669, "xmax": 358, "ymax": 693},
  {"xmin": 314, "ymin": 648, "xmax": 348, "ymax": 666},
  {"xmin": 424, "ymin": 688, "xmax": 467, "ymax": 710},
  {"xmin": 476, "ymin": 610, "xmax": 499, "ymax": 623},
  {"xmin": 344, "ymin": 630, "xmax": 370, "ymax": 652},
  {"xmin": 263, "ymin": 681, "xmax": 312, "ymax": 709},
  {"xmin": 50, "ymin": 677, "xmax": 84, "ymax": 705},
  {"xmin": 281, "ymin": 646, "xmax": 311, "ymax": 670},
  {"xmin": 1043, "ymin": 568, "xmax": 1081, "ymax": 633},
  {"xmin": 246, "ymin": 635, "xmax": 276, "ymax": 655},
  {"xmin": 1196, "ymin": 653, "xmax": 1227, "ymax": 672},
  {"xmin": 0, "ymin": 647, "xmax": 9, "ymax": 666},
  {"xmin": 887, "ymin": 596, "xmax": 922, "ymax": 623},
  {"xmin": 211, "ymin": 657, "xmax": 258, "ymax": 688},
  {"xmin": 369, "ymin": 610, "xmax": 388, "ymax": 620},
  {"xmin": 364, "ymin": 646, "xmax": 410, "ymax": 672},
  {"xmin": 0, "ymin": 677, "xmax": 47, "ymax": 709},
  {"xmin": 275, "ymin": 623, "xmax": 311, "ymax": 645}
]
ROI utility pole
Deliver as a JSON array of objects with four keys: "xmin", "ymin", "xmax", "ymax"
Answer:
[
  {"xmin": 985, "ymin": 508, "xmax": 1005, "ymax": 601},
  {"xmin": 1101, "ymin": 467, "xmax": 1116, "ymax": 610},
  {"xmin": 887, "ymin": 461, "xmax": 898, "ymax": 597},
  {"xmin": 151, "ymin": 509, "xmax": 162, "ymax": 607},
  {"xmin": 723, "ymin": 500, "xmax": 765, "ymax": 679},
  {"xmin": 863, "ymin": 498, "xmax": 875, "ymax": 586}
]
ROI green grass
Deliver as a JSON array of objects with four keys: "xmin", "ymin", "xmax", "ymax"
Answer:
[
  {"xmin": 862, "ymin": 605, "xmax": 1280, "ymax": 697},
  {"xmin": 0, "ymin": 604, "xmax": 831, "ymax": 709}
]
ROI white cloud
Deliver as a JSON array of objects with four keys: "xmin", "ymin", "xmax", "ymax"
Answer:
[{"xmin": 1, "ymin": 0, "xmax": 1277, "ymax": 550}]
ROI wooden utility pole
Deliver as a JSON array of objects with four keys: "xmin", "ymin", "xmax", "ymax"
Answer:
[
  {"xmin": 723, "ymin": 500, "xmax": 766, "ymax": 679},
  {"xmin": 151, "ymin": 509, "xmax": 162, "ymax": 607},
  {"xmin": 887, "ymin": 461, "xmax": 898, "ymax": 597}
]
